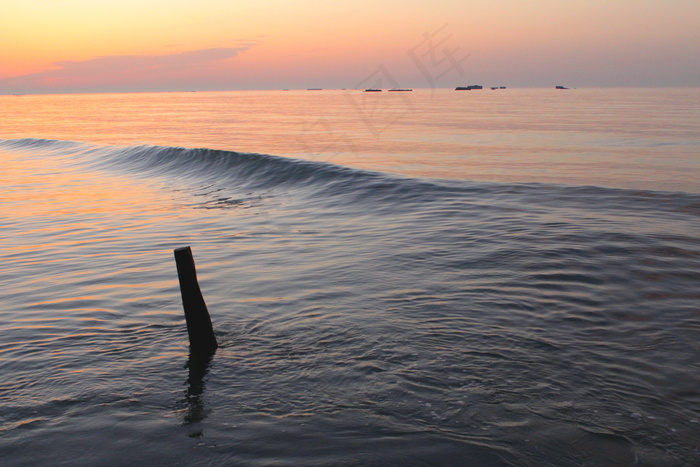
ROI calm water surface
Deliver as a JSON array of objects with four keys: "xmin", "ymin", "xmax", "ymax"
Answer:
[{"xmin": 1, "ymin": 89, "xmax": 699, "ymax": 465}]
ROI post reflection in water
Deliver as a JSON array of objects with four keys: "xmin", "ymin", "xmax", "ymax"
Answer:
[{"xmin": 179, "ymin": 353, "xmax": 214, "ymax": 435}]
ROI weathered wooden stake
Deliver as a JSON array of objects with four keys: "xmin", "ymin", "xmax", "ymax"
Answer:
[{"xmin": 174, "ymin": 246, "xmax": 218, "ymax": 355}]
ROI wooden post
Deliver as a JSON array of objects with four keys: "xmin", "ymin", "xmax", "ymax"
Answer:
[{"xmin": 174, "ymin": 246, "xmax": 218, "ymax": 355}]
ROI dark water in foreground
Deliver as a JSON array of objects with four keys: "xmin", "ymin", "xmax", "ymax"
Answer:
[{"xmin": 1, "ymin": 136, "xmax": 698, "ymax": 466}]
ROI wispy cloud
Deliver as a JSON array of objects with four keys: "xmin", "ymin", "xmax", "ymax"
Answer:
[{"xmin": 1, "ymin": 45, "xmax": 256, "ymax": 94}]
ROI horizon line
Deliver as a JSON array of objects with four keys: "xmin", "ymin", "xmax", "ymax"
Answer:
[{"xmin": 4, "ymin": 85, "xmax": 700, "ymax": 97}]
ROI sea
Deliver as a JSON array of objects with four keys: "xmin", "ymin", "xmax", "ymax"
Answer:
[{"xmin": 1, "ymin": 88, "xmax": 699, "ymax": 466}]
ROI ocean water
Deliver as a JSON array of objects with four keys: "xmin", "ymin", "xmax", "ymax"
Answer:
[{"xmin": 1, "ymin": 88, "xmax": 699, "ymax": 466}]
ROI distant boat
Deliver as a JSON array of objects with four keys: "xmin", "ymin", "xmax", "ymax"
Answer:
[
  {"xmin": 307, "ymin": 88, "xmax": 322, "ymax": 91},
  {"xmin": 555, "ymin": 86, "xmax": 569, "ymax": 90},
  {"xmin": 499, "ymin": 87, "xmax": 506, "ymax": 89},
  {"xmin": 389, "ymin": 88, "xmax": 413, "ymax": 92},
  {"xmin": 364, "ymin": 88, "xmax": 382, "ymax": 92},
  {"xmin": 491, "ymin": 86, "xmax": 506, "ymax": 90},
  {"xmin": 456, "ymin": 85, "xmax": 483, "ymax": 90}
]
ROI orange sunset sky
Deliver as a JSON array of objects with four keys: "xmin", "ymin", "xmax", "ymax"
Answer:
[{"xmin": 1, "ymin": 0, "xmax": 698, "ymax": 94}]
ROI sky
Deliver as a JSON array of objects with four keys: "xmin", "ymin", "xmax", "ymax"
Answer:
[{"xmin": 1, "ymin": 0, "xmax": 698, "ymax": 94}]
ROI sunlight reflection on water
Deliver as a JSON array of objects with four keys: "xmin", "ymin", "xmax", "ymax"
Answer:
[{"xmin": 2, "ymin": 88, "xmax": 699, "ymax": 192}]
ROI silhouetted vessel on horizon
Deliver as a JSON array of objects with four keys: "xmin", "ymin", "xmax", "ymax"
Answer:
[{"xmin": 456, "ymin": 85, "xmax": 483, "ymax": 90}]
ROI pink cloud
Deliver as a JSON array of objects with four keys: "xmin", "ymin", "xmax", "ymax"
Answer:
[{"xmin": 1, "ymin": 46, "xmax": 256, "ymax": 94}]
